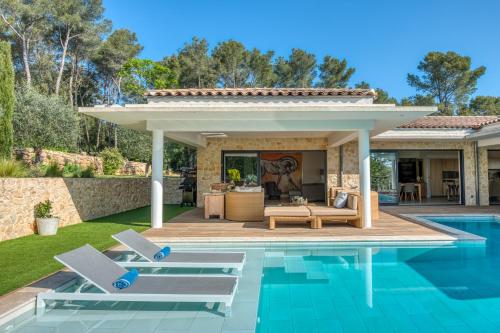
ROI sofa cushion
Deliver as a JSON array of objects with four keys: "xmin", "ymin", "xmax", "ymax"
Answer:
[
  {"xmin": 308, "ymin": 206, "xmax": 357, "ymax": 216},
  {"xmin": 346, "ymin": 195, "xmax": 358, "ymax": 210},
  {"xmin": 333, "ymin": 192, "xmax": 348, "ymax": 208},
  {"xmin": 264, "ymin": 206, "xmax": 311, "ymax": 217}
]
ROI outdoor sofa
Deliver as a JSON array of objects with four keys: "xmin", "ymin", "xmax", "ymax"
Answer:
[{"xmin": 264, "ymin": 192, "xmax": 363, "ymax": 229}]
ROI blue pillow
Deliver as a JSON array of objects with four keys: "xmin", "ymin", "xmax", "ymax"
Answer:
[
  {"xmin": 153, "ymin": 246, "xmax": 171, "ymax": 261},
  {"xmin": 333, "ymin": 192, "xmax": 348, "ymax": 208},
  {"xmin": 112, "ymin": 269, "xmax": 139, "ymax": 289}
]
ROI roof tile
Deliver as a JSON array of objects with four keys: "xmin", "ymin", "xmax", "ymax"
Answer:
[
  {"xmin": 399, "ymin": 116, "xmax": 500, "ymax": 129},
  {"xmin": 146, "ymin": 88, "xmax": 377, "ymax": 97}
]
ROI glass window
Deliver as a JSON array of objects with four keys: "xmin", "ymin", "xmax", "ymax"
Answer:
[
  {"xmin": 223, "ymin": 153, "xmax": 259, "ymax": 185},
  {"xmin": 371, "ymin": 152, "xmax": 399, "ymax": 204}
]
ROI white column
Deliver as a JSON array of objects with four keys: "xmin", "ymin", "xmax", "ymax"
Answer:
[
  {"xmin": 151, "ymin": 130, "xmax": 164, "ymax": 228},
  {"xmin": 358, "ymin": 129, "xmax": 372, "ymax": 228}
]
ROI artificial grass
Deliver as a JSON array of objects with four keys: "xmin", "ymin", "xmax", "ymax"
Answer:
[{"xmin": 0, "ymin": 205, "xmax": 192, "ymax": 296}]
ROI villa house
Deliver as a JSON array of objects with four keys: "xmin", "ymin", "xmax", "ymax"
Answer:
[{"xmin": 80, "ymin": 88, "xmax": 500, "ymax": 229}]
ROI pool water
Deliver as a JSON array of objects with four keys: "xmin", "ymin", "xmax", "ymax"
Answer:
[
  {"xmin": 257, "ymin": 216, "xmax": 500, "ymax": 333},
  {"xmin": 2, "ymin": 215, "xmax": 500, "ymax": 333}
]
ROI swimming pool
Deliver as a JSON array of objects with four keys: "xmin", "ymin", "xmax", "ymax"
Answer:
[{"xmin": 2, "ymin": 215, "xmax": 500, "ymax": 333}]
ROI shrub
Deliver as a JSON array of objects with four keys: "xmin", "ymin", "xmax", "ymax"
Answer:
[
  {"xmin": 0, "ymin": 41, "xmax": 15, "ymax": 159},
  {"xmin": 42, "ymin": 161, "xmax": 63, "ymax": 177},
  {"xmin": 34, "ymin": 200, "xmax": 53, "ymax": 218},
  {"xmin": 13, "ymin": 87, "xmax": 79, "ymax": 152},
  {"xmin": 0, "ymin": 159, "xmax": 28, "ymax": 177},
  {"xmin": 80, "ymin": 166, "xmax": 95, "ymax": 178},
  {"xmin": 100, "ymin": 148, "xmax": 124, "ymax": 175},
  {"xmin": 62, "ymin": 162, "xmax": 82, "ymax": 178}
]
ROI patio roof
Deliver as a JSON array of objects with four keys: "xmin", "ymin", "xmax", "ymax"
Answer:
[{"xmin": 79, "ymin": 88, "xmax": 437, "ymax": 148}]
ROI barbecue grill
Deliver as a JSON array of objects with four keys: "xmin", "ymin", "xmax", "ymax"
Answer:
[{"xmin": 178, "ymin": 168, "xmax": 197, "ymax": 207}]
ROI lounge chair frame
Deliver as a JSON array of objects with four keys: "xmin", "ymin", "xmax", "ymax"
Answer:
[
  {"xmin": 36, "ymin": 245, "xmax": 238, "ymax": 317},
  {"xmin": 111, "ymin": 230, "xmax": 246, "ymax": 274}
]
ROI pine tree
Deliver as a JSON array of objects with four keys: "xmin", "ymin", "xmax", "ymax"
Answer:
[{"xmin": 0, "ymin": 41, "xmax": 15, "ymax": 159}]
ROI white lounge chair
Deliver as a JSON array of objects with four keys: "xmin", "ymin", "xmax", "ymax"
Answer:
[
  {"xmin": 112, "ymin": 229, "xmax": 245, "ymax": 273},
  {"xmin": 36, "ymin": 244, "xmax": 238, "ymax": 316}
]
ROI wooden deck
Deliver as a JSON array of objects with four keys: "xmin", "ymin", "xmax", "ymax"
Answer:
[{"xmin": 142, "ymin": 205, "xmax": 499, "ymax": 243}]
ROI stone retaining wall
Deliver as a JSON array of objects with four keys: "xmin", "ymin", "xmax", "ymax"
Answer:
[
  {"xmin": 14, "ymin": 149, "xmax": 149, "ymax": 176},
  {"xmin": 0, "ymin": 177, "xmax": 182, "ymax": 241}
]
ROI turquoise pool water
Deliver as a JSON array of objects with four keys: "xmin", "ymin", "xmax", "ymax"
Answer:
[
  {"xmin": 257, "ymin": 216, "xmax": 500, "ymax": 333},
  {"xmin": 2, "ymin": 215, "xmax": 500, "ymax": 333}
]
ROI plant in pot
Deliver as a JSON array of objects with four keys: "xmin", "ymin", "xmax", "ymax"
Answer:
[
  {"xmin": 34, "ymin": 200, "xmax": 59, "ymax": 236},
  {"xmin": 227, "ymin": 168, "xmax": 243, "ymax": 186}
]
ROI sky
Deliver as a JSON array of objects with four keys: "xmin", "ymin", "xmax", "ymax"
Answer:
[{"xmin": 103, "ymin": 0, "xmax": 500, "ymax": 100}]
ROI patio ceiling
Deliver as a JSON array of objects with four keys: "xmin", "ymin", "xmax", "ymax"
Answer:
[{"xmin": 79, "ymin": 103, "xmax": 436, "ymax": 148}]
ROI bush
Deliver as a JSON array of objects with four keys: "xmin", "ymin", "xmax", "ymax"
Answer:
[
  {"xmin": 100, "ymin": 148, "xmax": 124, "ymax": 175},
  {"xmin": 34, "ymin": 200, "xmax": 53, "ymax": 218},
  {"xmin": 62, "ymin": 162, "xmax": 82, "ymax": 178},
  {"xmin": 13, "ymin": 87, "xmax": 79, "ymax": 152},
  {"xmin": 80, "ymin": 166, "xmax": 95, "ymax": 178},
  {"xmin": 0, "ymin": 159, "xmax": 28, "ymax": 177},
  {"xmin": 42, "ymin": 161, "xmax": 63, "ymax": 177}
]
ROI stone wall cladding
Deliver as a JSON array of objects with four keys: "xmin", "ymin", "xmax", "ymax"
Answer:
[
  {"xmin": 15, "ymin": 149, "xmax": 149, "ymax": 176},
  {"xmin": 478, "ymin": 147, "xmax": 490, "ymax": 206},
  {"xmin": 197, "ymin": 136, "xmax": 485, "ymax": 207},
  {"xmin": 0, "ymin": 177, "xmax": 182, "ymax": 241},
  {"xmin": 197, "ymin": 137, "xmax": 334, "ymax": 206}
]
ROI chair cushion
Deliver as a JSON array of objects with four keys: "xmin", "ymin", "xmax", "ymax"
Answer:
[
  {"xmin": 333, "ymin": 192, "xmax": 348, "ymax": 208},
  {"xmin": 308, "ymin": 206, "xmax": 357, "ymax": 216},
  {"xmin": 346, "ymin": 195, "xmax": 358, "ymax": 210},
  {"xmin": 264, "ymin": 206, "xmax": 311, "ymax": 217}
]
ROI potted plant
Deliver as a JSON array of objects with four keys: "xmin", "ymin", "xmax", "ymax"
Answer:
[{"xmin": 34, "ymin": 200, "xmax": 59, "ymax": 236}]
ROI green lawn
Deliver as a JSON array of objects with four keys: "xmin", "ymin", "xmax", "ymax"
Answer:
[{"xmin": 0, "ymin": 205, "xmax": 192, "ymax": 296}]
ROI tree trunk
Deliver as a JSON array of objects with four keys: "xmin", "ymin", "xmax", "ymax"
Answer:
[
  {"xmin": 55, "ymin": 30, "xmax": 71, "ymax": 95},
  {"xmin": 22, "ymin": 39, "xmax": 31, "ymax": 87},
  {"xmin": 95, "ymin": 120, "xmax": 101, "ymax": 150}
]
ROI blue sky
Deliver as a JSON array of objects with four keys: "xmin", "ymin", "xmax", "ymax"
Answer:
[{"xmin": 103, "ymin": 0, "xmax": 500, "ymax": 100}]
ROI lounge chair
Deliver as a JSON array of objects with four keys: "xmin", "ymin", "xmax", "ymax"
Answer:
[
  {"xmin": 112, "ymin": 229, "xmax": 245, "ymax": 273},
  {"xmin": 309, "ymin": 193, "xmax": 363, "ymax": 228},
  {"xmin": 264, "ymin": 206, "xmax": 316, "ymax": 229},
  {"xmin": 36, "ymin": 244, "xmax": 238, "ymax": 316}
]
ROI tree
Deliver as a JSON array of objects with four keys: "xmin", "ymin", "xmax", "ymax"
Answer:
[
  {"xmin": 93, "ymin": 29, "xmax": 142, "ymax": 104},
  {"xmin": 317, "ymin": 55, "xmax": 355, "ymax": 88},
  {"xmin": 247, "ymin": 48, "xmax": 275, "ymax": 87},
  {"xmin": 274, "ymin": 48, "xmax": 316, "ymax": 88},
  {"xmin": 177, "ymin": 37, "xmax": 216, "ymax": 88},
  {"xmin": 49, "ymin": 0, "xmax": 108, "ymax": 95},
  {"xmin": 0, "ymin": 40, "xmax": 14, "ymax": 159},
  {"xmin": 469, "ymin": 96, "xmax": 500, "ymax": 115},
  {"xmin": 354, "ymin": 82, "xmax": 396, "ymax": 104},
  {"xmin": 407, "ymin": 51, "xmax": 486, "ymax": 115},
  {"xmin": 120, "ymin": 58, "xmax": 177, "ymax": 100},
  {"xmin": 400, "ymin": 94, "xmax": 436, "ymax": 107},
  {"xmin": 13, "ymin": 87, "xmax": 79, "ymax": 153},
  {"xmin": 0, "ymin": 0, "xmax": 50, "ymax": 86},
  {"xmin": 212, "ymin": 40, "xmax": 250, "ymax": 88}
]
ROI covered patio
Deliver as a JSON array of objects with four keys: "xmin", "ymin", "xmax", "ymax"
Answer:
[{"xmin": 80, "ymin": 88, "xmax": 436, "ymax": 230}]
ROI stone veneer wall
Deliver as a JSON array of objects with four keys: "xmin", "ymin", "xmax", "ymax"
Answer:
[
  {"xmin": 197, "ymin": 137, "xmax": 341, "ymax": 206},
  {"xmin": 0, "ymin": 177, "xmax": 183, "ymax": 241},
  {"xmin": 15, "ymin": 149, "xmax": 149, "ymax": 176},
  {"xmin": 196, "ymin": 136, "xmax": 488, "ymax": 207}
]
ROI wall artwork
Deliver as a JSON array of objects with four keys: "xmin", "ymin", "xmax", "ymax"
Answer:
[{"xmin": 260, "ymin": 152, "xmax": 302, "ymax": 193}]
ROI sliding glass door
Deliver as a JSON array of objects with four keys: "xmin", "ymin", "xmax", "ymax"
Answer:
[
  {"xmin": 223, "ymin": 152, "xmax": 259, "ymax": 185},
  {"xmin": 370, "ymin": 152, "xmax": 399, "ymax": 204}
]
